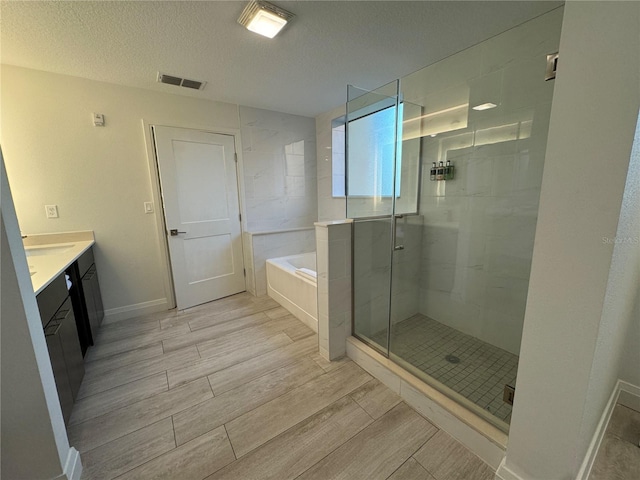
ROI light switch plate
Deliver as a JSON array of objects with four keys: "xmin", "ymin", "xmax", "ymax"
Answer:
[
  {"xmin": 93, "ymin": 113, "xmax": 105, "ymax": 126},
  {"xmin": 45, "ymin": 205, "xmax": 59, "ymax": 218},
  {"xmin": 144, "ymin": 201, "xmax": 154, "ymax": 214}
]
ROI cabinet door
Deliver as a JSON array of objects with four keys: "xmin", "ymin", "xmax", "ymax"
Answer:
[
  {"xmin": 58, "ymin": 298, "xmax": 85, "ymax": 400},
  {"xmin": 82, "ymin": 272, "xmax": 99, "ymax": 341},
  {"xmin": 44, "ymin": 320, "xmax": 74, "ymax": 424},
  {"xmin": 89, "ymin": 266, "xmax": 104, "ymax": 326}
]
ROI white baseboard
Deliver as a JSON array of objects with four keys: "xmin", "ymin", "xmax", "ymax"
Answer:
[
  {"xmin": 53, "ymin": 447, "xmax": 82, "ymax": 480},
  {"xmin": 103, "ymin": 298, "xmax": 169, "ymax": 324},
  {"xmin": 495, "ymin": 458, "xmax": 524, "ymax": 480},
  {"xmin": 575, "ymin": 379, "xmax": 640, "ymax": 479},
  {"xmin": 494, "ymin": 379, "xmax": 640, "ymax": 480},
  {"xmin": 618, "ymin": 380, "xmax": 640, "ymax": 412}
]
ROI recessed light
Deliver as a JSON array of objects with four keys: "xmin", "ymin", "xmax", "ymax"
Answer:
[
  {"xmin": 238, "ymin": 1, "xmax": 294, "ymax": 39},
  {"xmin": 472, "ymin": 102, "xmax": 498, "ymax": 111}
]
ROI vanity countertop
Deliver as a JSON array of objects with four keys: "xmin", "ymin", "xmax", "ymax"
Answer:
[{"xmin": 23, "ymin": 231, "xmax": 96, "ymax": 295}]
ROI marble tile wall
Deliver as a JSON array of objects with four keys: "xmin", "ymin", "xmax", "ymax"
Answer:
[
  {"xmin": 239, "ymin": 106, "xmax": 318, "ymax": 232},
  {"xmin": 402, "ymin": 9, "xmax": 563, "ymax": 355},
  {"xmin": 315, "ymin": 105, "xmax": 347, "ymax": 222},
  {"xmin": 316, "ymin": 221, "xmax": 352, "ymax": 360},
  {"xmin": 243, "ymin": 228, "xmax": 316, "ymax": 297}
]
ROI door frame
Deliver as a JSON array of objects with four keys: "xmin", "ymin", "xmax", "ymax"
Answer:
[{"xmin": 141, "ymin": 119, "xmax": 248, "ymax": 310}]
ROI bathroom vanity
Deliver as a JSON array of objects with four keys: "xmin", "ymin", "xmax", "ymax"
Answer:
[{"xmin": 25, "ymin": 231, "xmax": 103, "ymax": 424}]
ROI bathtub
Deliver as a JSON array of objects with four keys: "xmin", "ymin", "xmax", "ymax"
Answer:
[{"xmin": 266, "ymin": 252, "xmax": 318, "ymax": 332}]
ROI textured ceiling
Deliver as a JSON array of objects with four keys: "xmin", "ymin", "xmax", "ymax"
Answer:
[{"xmin": 0, "ymin": 1, "xmax": 562, "ymax": 117}]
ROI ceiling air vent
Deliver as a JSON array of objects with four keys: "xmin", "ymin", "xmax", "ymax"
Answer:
[{"xmin": 157, "ymin": 72, "xmax": 206, "ymax": 90}]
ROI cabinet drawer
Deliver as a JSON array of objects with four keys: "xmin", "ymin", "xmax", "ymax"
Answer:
[
  {"xmin": 37, "ymin": 274, "xmax": 68, "ymax": 327},
  {"xmin": 77, "ymin": 248, "xmax": 94, "ymax": 277}
]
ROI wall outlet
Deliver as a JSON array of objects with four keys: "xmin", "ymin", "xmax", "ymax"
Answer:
[
  {"xmin": 45, "ymin": 205, "xmax": 59, "ymax": 218},
  {"xmin": 144, "ymin": 201, "xmax": 154, "ymax": 214}
]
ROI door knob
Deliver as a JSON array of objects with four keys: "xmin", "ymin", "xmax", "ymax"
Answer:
[{"xmin": 169, "ymin": 229, "xmax": 187, "ymax": 236}]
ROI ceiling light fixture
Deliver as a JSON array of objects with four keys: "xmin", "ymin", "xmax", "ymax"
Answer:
[
  {"xmin": 238, "ymin": 0, "xmax": 294, "ymax": 39},
  {"xmin": 472, "ymin": 102, "xmax": 498, "ymax": 111}
]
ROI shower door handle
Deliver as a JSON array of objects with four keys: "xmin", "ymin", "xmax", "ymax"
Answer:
[{"xmin": 392, "ymin": 214, "xmax": 405, "ymax": 251}]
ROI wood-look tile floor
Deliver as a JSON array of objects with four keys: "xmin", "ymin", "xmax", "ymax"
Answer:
[{"xmin": 72, "ymin": 292, "xmax": 495, "ymax": 480}]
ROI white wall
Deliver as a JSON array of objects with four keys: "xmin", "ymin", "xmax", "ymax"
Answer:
[
  {"xmin": 580, "ymin": 113, "xmax": 640, "ymax": 450},
  {"xmin": 1, "ymin": 66, "xmax": 319, "ymax": 315},
  {"xmin": 502, "ymin": 2, "xmax": 640, "ymax": 478},
  {"xmin": 619, "ymin": 290, "xmax": 640, "ymax": 388},
  {"xmin": 1, "ymin": 155, "xmax": 79, "ymax": 480},
  {"xmin": 0, "ymin": 65, "xmax": 240, "ymax": 316}
]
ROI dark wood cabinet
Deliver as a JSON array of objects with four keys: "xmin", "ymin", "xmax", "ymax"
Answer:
[
  {"xmin": 82, "ymin": 265, "xmax": 104, "ymax": 336},
  {"xmin": 39, "ymin": 276, "xmax": 84, "ymax": 425},
  {"xmin": 77, "ymin": 247, "xmax": 104, "ymax": 342},
  {"xmin": 66, "ymin": 247, "xmax": 104, "ymax": 351}
]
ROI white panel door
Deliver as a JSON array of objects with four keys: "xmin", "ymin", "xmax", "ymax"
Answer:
[{"xmin": 153, "ymin": 126, "xmax": 245, "ymax": 310}]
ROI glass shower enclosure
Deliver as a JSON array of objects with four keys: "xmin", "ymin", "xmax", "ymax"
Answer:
[{"xmin": 347, "ymin": 8, "xmax": 563, "ymax": 432}]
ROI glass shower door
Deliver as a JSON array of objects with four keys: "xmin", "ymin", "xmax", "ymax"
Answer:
[
  {"xmin": 348, "ymin": 81, "xmax": 422, "ymax": 355},
  {"xmin": 347, "ymin": 81, "xmax": 400, "ymax": 355}
]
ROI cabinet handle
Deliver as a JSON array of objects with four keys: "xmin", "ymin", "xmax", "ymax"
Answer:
[{"xmin": 45, "ymin": 320, "xmax": 63, "ymax": 337}]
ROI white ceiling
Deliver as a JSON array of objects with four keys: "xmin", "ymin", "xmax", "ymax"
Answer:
[{"xmin": 0, "ymin": 1, "xmax": 562, "ymax": 117}]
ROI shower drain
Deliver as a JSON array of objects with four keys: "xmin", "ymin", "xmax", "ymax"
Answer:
[{"xmin": 445, "ymin": 354, "xmax": 460, "ymax": 364}]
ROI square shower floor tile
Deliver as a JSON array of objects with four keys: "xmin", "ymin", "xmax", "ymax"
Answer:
[{"xmin": 371, "ymin": 314, "xmax": 518, "ymax": 423}]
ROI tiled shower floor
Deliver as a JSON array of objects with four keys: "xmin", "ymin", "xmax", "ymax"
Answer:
[{"xmin": 371, "ymin": 314, "xmax": 518, "ymax": 423}]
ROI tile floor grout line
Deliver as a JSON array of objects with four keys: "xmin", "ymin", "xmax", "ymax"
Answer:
[
  {"xmin": 73, "ymin": 369, "xmax": 173, "ymax": 407},
  {"xmin": 186, "ymin": 306, "xmax": 278, "ymax": 333},
  {"xmin": 223, "ymin": 424, "xmax": 238, "ymax": 460},
  {"xmin": 78, "ymin": 344, "xmax": 199, "ymax": 385},
  {"xmin": 83, "ymin": 343, "xmax": 165, "ymax": 373},
  {"xmin": 209, "ymin": 346, "xmax": 320, "ymax": 396},
  {"xmin": 89, "ymin": 325, "xmax": 191, "ymax": 353},
  {"xmin": 171, "ymin": 415, "xmax": 178, "ymax": 448},
  {"xmin": 266, "ymin": 396, "xmax": 378, "ymax": 479},
  {"xmin": 231, "ymin": 376, "xmax": 373, "ymax": 460},
  {"xmin": 411, "ymin": 453, "xmax": 441, "ymax": 479},
  {"xmin": 76, "ymin": 417, "xmax": 175, "ymax": 458},
  {"xmin": 190, "ymin": 331, "xmax": 299, "ymax": 366},
  {"xmin": 71, "ymin": 376, "xmax": 212, "ymax": 433}
]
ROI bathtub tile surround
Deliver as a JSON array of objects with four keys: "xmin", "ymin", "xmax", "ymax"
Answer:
[
  {"xmin": 315, "ymin": 220, "xmax": 352, "ymax": 361},
  {"xmin": 68, "ymin": 292, "xmax": 494, "ymax": 478},
  {"xmin": 239, "ymin": 106, "xmax": 318, "ymax": 232},
  {"xmin": 266, "ymin": 252, "xmax": 318, "ymax": 332},
  {"xmin": 243, "ymin": 228, "xmax": 316, "ymax": 297}
]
